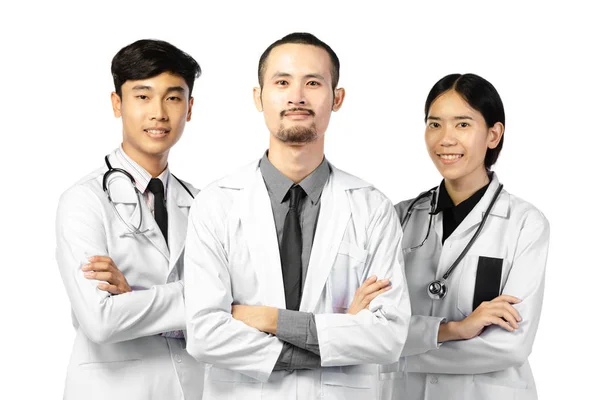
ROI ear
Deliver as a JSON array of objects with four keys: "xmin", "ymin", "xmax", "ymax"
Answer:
[
  {"xmin": 332, "ymin": 87, "xmax": 346, "ymax": 112},
  {"xmin": 187, "ymin": 97, "xmax": 194, "ymax": 122},
  {"xmin": 253, "ymin": 87, "xmax": 263, "ymax": 112},
  {"xmin": 111, "ymin": 92, "xmax": 122, "ymax": 118},
  {"xmin": 487, "ymin": 122, "xmax": 504, "ymax": 149}
]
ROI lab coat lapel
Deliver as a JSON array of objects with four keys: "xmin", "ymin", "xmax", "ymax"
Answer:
[
  {"xmin": 105, "ymin": 151, "xmax": 169, "ymax": 262},
  {"xmin": 167, "ymin": 176, "xmax": 192, "ymax": 274},
  {"xmin": 301, "ymin": 167, "xmax": 351, "ymax": 313},
  {"xmin": 446, "ymin": 174, "xmax": 507, "ymax": 241},
  {"xmin": 238, "ymin": 167, "xmax": 286, "ymax": 308}
]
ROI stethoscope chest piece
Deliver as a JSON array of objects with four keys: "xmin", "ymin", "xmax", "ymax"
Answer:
[{"xmin": 427, "ymin": 279, "xmax": 448, "ymax": 300}]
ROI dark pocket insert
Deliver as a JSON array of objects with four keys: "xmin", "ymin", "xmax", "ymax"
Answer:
[{"xmin": 473, "ymin": 256, "xmax": 503, "ymax": 310}]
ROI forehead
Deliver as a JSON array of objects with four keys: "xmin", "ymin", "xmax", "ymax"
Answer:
[
  {"xmin": 121, "ymin": 72, "xmax": 189, "ymax": 94},
  {"xmin": 264, "ymin": 43, "xmax": 332, "ymax": 80},
  {"xmin": 429, "ymin": 90, "xmax": 480, "ymax": 117}
]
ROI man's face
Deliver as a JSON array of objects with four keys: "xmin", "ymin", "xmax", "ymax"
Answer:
[
  {"xmin": 254, "ymin": 43, "xmax": 344, "ymax": 144},
  {"xmin": 111, "ymin": 72, "xmax": 193, "ymax": 162}
]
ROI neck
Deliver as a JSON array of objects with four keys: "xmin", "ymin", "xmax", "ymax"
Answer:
[
  {"xmin": 268, "ymin": 136, "xmax": 324, "ymax": 183},
  {"xmin": 444, "ymin": 167, "xmax": 490, "ymax": 205},
  {"xmin": 121, "ymin": 142, "xmax": 168, "ymax": 178}
]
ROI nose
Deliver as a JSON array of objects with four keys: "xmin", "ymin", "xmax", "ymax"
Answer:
[
  {"xmin": 150, "ymin": 99, "xmax": 168, "ymax": 121},
  {"xmin": 439, "ymin": 125, "xmax": 457, "ymax": 146},
  {"xmin": 287, "ymin": 83, "xmax": 306, "ymax": 106}
]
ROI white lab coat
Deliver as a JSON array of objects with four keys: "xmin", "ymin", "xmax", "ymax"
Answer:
[
  {"xmin": 55, "ymin": 150, "xmax": 205, "ymax": 400},
  {"xmin": 184, "ymin": 160, "xmax": 411, "ymax": 400},
  {"xmin": 394, "ymin": 174, "xmax": 549, "ymax": 400}
]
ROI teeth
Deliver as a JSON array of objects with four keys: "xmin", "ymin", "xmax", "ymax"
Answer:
[
  {"xmin": 439, "ymin": 154, "xmax": 462, "ymax": 160},
  {"xmin": 146, "ymin": 129, "xmax": 167, "ymax": 135}
]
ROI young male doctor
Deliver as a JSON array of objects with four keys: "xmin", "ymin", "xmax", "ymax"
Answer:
[
  {"xmin": 184, "ymin": 32, "xmax": 411, "ymax": 399},
  {"xmin": 55, "ymin": 39, "xmax": 205, "ymax": 399}
]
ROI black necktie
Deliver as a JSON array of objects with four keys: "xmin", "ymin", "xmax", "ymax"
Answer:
[
  {"xmin": 148, "ymin": 178, "xmax": 168, "ymax": 242},
  {"xmin": 281, "ymin": 185, "xmax": 306, "ymax": 311}
]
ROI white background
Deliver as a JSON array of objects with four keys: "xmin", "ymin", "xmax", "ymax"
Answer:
[{"xmin": 2, "ymin": 0, "xmax": 597, "ymax": 398}]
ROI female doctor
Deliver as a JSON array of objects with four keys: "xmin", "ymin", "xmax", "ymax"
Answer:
[{"xmin": 394, "ymin": 73, "xmax": 549, "ymax": 400}]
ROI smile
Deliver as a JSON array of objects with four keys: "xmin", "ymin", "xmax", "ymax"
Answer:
[
  {"xmin": 438, "ymin": 154, "xmax": 463, "ymax": 160},
  {"xmin": 144, "ymin": 128, "xmax": 170, "ymax": 137}
]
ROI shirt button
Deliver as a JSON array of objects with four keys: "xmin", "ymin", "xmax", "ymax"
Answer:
[
  {"xmin": 430, "ymin": 376, "xmax": 438, "ymax": 384},
  {"xmin": 174, "ymin": 354, "xmax": 182, "ymax": 363}
]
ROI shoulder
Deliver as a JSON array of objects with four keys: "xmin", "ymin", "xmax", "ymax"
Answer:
[
  {"xmin": 58, "ymin": 167, "xmax": 105, "ymax": 205},
  {"xmin": 505, "ymin": 190, "xmax": 549, "ymax": 231},
  {"xmin": 171, "ymin": 174, "xmax": 200, "ymax": 197}
]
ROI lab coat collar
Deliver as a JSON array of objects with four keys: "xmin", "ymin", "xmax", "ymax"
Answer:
[
  {"xmin": 440, "ymin": 172, "xmax": 509, "ymax": 242},
  {"xmin": 218, "ymin": 159, "xmax": 371, "ymax": 191}
]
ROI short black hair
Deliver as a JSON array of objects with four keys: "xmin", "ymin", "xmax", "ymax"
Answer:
[
  {"xmin": 111, "ymin": 39, "xmax": 201, "ymax": 98},
  {"xmin": 258, "ymin": 32, "xmax": 340, "ymax": 90},
  {"xmin": 424, "ymin": 73, "xmax": 505, "ymax": 169}
]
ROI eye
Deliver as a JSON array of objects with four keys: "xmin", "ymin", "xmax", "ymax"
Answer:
[
  {"xmin": 428, "ymin": 122, "xmax": 440, "ymax": 128},
  {"xmin": 167, "ymin": 96, "xmax": 181, "ymax": 102},
  {"xmin": 457, "ymin": 122, "xmax": 470, "ymax": 128},
  {"xmin": 307, "ymin": 81, "xmax": 320, "ymax": 87},
  {"xmin": 275, "ymin": 80, "xmax": 288, "ymax": 86},
  {"xmin": 136, "ymin": 95, "xmax": 149, "ymax": 100}
]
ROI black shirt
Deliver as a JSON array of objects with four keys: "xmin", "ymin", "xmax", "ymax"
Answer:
[{"xmin": 432, "ymin": 181, "xmax": 491, "ymax": 245}]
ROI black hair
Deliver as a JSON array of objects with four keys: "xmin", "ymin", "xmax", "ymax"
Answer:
[
  {"xmin": 258, "ymin": 32, "xmax": 340, "ymax": 90},
  {"xmin": 111, "ymin": 39, "xmax": 201, "ymax": 98},
  {"xmin": 424, "ymin": 73, "xmax": 505, "ymax": 169}
]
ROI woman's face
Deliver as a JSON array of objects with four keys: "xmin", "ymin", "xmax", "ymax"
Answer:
[{"xmin": 425, "ymin": 90, "xmax": 503, "ymax": 186}]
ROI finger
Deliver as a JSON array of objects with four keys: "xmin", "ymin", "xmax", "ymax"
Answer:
[
  {"xmin": 491, "ymin": 294, "xmax": 521, "ymax": 304},
  {"xmin": 488, "ymin": 316, "xmax": 515, "ymax": 332},
  {"xmin": 502, "ymin": 302, "xmax": 522, "ymax": 323},
  {"xmin": 88, "ymin": 256, "xmax": 114, "ymax": 263},
  {"xmin": 84, "ymin": 271, "xmax": 117, "ymax": 283},
  {"xmin": 97, "ymin": 283, "xmax": 120, "ymax": 294},
  {"xmin": 494, "ymin": 308, "xmax": 519, "ymax": 329},
  {"xmin": 361, "ymin": 279, "xmax": 391, "ymax": 296},
  {"xmin": 359, "ymin": 275, "xmax": 378, "ymax": 289},
  {"xmin": 82, "ymin": 261, "xmax": 113, "ymax": 272},
  {"xmin": 363, "ymin": 285, "xmax": 393, "ymax": 304}
]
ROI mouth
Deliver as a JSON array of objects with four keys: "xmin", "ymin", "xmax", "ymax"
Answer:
[
  {"xmin": 144, "ymin": 128, "xmax": 170, "ymax": 138},
  {"xmin": 281, "ymin": 108, "xmax": 315, "ymax": 119},
  {"xmin": 437, "ymin": 153, "xmax": 463, "ymax": 164}
]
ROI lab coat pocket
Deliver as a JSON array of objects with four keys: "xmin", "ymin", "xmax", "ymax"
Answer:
[
  {"xmin": 328, "ymin": 241, "xmax": 368, "ymax": 313},
  {"xmin": 456, "ymin": 255, "xmax": 504, "ymax": 317},
  {"xmin": 377, "ymin": 361, "xmax": 407, "ymax": 400},
  {"xmin": 321, "ymin": 366, "xmax": 376, "ymax": 400},
  {"xmin": 472, "ymin": 374, "xmax": 533, "ymax": 400},
  {"xmin": 205, "ymin": 365, "xmax": 262, "ymax": 399}
]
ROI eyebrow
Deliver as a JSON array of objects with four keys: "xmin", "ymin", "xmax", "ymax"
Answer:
[
  {"xmin": 426, "ymin": 115, "xmax": 474, "ymax": 120},
  {"xmin": 269, "ymin": 72, "xmax": 327, "ymax": 81},
  {"xmin": 131, "ymin": 85, "xmax": 186, "ymax": 93}
]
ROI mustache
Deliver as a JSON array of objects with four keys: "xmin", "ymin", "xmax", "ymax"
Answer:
[{"xmin": 280, "ymin": 108, "xmax": 315, "ymax": 117}]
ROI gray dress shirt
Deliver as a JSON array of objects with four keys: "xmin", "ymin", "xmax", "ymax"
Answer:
[{"xmin": 259, "ymin": 152, "xmax": 326, "ymax": 371}]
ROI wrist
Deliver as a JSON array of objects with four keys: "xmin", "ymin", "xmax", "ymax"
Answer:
[
  {"xmin": 438, "ymin": 321, "xmax": 462, "ymax": 342},
  {"xmin": 263, "ymin": 307, "xmax": 279, "ymax": 335}
]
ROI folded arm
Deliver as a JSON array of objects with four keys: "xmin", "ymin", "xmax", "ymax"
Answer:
[{"xmin": 55, "ymin": 186, "xmax": 186, "ymax": 345}]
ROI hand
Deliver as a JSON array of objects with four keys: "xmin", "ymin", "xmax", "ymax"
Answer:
[
  {"xmin": 231, "ymin": 305, "xmax": 278, "ymax": 334},
  {"xmin": 347, "ymin": 275, "xmax": 392, "ymax": 315},
  {"xmin": 81, "ymin": 256, "xmax": 132, "ymax": 295},
  {"xmin": 439, "ymin": 295, "xmax": 522, "ymax": 342}
]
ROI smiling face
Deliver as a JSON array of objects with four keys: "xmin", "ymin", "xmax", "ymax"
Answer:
[
  {"xmin": 111, "ymin": 71, "xmax": 193, "ymax": 168},
  {"xmin": 253, "ymin": 43, "xmax": 344, "ymax": 145},
  {"xmin": 425, "ymin": 90, "xmax": 503, "ymax": 188}
]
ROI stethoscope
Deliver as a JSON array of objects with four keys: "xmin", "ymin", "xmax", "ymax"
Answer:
[
  {"xmin": 102, "ymin": 155, "xmax": 194, "ymax": 237},
  {"xmin": 401, "ymin": 182, "xmax": 504, "ymax": 300}
]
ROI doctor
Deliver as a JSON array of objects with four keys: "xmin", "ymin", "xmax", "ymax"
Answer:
[
  {"xmin": 395, "ymin": 73, "xmax": 549, "ymax": 399},
  {"xmin": 184, "ymin": 32, "xmax": 411, "ymax": 399},
  {"xmin": 55, "ymin": 39, "xmax": 205, "ymax": 399}
]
